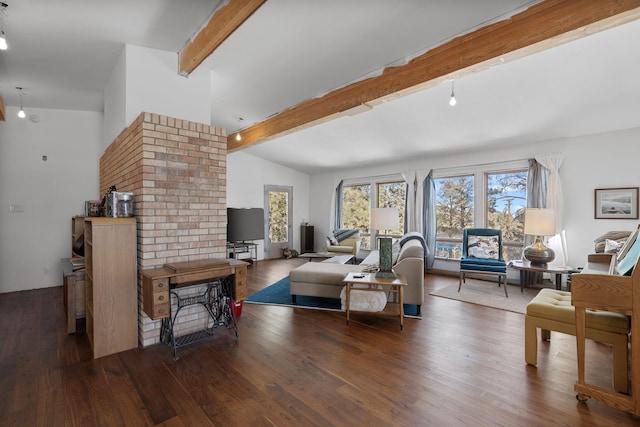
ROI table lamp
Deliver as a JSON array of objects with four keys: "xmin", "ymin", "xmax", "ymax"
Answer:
[
  {"xmin": 371, "ymin": 207, "xmax": 399, "ymax": 278},
  {"xmin": 523, "ymin": 208, "xmax": 556, "ymax": 266}
]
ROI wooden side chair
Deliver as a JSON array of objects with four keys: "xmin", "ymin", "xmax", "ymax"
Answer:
[{"xmin": 458, "ymin": 228, "xmax": 508, "ymax": 297}]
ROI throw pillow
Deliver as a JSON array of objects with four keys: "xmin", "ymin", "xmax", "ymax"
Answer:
[
  {"xmin": 467, "ymin": 235, "xmax": 499, "ymax": 259},
  {"xmin": 327, "ymin": 234, "xmax": 338, "ymax": 246},
  {"xmin": 604, "ymin": 239, "xmax": 623, "ymax": 254}
]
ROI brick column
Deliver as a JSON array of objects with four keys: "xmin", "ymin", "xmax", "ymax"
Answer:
[{"xmin": 100, "ymin": 112, "xmax": 227, "ymax": 346}]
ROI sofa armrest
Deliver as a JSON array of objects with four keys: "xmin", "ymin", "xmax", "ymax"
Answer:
[{"xmin": 393, "ymin": 257, "xmax": 424, "ymax": 305}]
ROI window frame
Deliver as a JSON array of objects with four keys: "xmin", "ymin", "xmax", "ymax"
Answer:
[
  {"xmin": 433, "ymin": 160, "xmax": 528, "ymax": 261},
  {"xmin": 339, "ymin": 174, "xmax": 407, "ymax": 251}
]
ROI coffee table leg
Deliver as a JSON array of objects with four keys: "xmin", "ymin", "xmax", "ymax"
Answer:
[
  {"xmin": 346, "ymin": 283, "xmax": 350, "ymax": 325},
  {"xmin": 399, "ymin": 285, "xmax": 404, "ymax": 331},
  {"xmin": 555, "ymin": 273, "xmax": 562, "ymax": 290}
]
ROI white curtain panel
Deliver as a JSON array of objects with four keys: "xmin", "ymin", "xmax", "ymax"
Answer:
[
  {"xmin": 402, "ymin": 169, "xmax": 429, "ymax": 233},
  {"xmin": 536, "ymin": 153, "xmax": 567, "ymax": 265}
]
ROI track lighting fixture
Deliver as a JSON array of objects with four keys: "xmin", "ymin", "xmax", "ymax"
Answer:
[
  {"xmin": 0, "ymin": 2, "xmax": 8, "ymax": 51},
  {"xmin": 449, "ymin": 81, "xmax": 457, "ymax": 107},
  {"xmin": 16, "ymin": 87, "xmax": 25, "ymax": 118}
]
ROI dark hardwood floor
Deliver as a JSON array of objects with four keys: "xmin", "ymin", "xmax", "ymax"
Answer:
[{"xmin": 1, "ymin": 258, "xmax": 638, "ymax": 426}]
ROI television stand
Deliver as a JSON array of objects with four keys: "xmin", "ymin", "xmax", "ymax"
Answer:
[{"xmin": 227, "ymin": 241, "xmax": 258, "ymax": 265}]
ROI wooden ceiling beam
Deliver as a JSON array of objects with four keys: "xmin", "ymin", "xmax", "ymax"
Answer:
[
  {"xmin": 179, "ymin": 0, "xmax": 266, "ymax": 76},
  {"xmin": 228, "ymin": 0, "xmax": 640, "ymax": 151},
  {"xmin": 0, "ymin": 95, "xmax": 5, "ymax": 121}
]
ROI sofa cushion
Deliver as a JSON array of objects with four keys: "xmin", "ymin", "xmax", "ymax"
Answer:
[
  {"xmin": 460, "ymin": 257, "xmax": 506, "ymax": 273},
  {"xmin": 289, "ymin": 262, "xmax": 366, "ymax": 286}
]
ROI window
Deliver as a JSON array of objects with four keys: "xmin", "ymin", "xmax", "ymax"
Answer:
[
  {"xmin": 340, "ymin": 177, "xmax": 407, "ymax": 250},
  {"xmin": 341, "ymin": 183, "xmax": 371, "ymax": 249},
  {"xmin": 434, "ymin": 175, "xmax": 474, "ymax": 259},
  {"xmin": 377, "ymin": 181, "xmax": 406, "ymax": 237},
  {"xmin": 486, "ymin": 170, "xmax": 527, "ymax": 261},
  {"xmin": 434, "ymin": 162, "xmax": 528, "ymax": 261}
]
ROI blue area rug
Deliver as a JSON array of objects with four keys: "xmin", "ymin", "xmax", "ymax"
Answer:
[{"xmin": 245, "ymin": 277, "xmax": 421, "ymax": 317}]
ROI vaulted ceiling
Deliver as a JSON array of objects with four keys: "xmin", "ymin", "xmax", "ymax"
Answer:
[{"xmin": 1, "ymin": 0, "xmax": 639, "ymax": 174}]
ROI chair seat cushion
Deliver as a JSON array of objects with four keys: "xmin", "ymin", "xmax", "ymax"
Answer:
[
  {"xmin": 527, "ymin": 289, "xmax": 630, "ymax": 334},
  {"xmin": 460, "ymin": 257, "xmax": 507, "ymax": 273}
]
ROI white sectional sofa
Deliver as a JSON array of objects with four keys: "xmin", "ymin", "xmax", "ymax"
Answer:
[{"xmin": 289, "ymin": 237, "xmax": 425, "ymax": 314}]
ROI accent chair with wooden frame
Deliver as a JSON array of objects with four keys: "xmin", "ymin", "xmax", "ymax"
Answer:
[{"xmin": 458, "ymin": 228, "xmax": 508, "ymax": 297}]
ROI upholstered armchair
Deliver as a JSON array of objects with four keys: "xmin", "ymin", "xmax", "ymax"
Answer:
[
  {"xmin": 458, "ymin": 228, "xmax": 508, "ymax": 297},
  {"xmin": 326, "ymin": 230, "xmax": 361, "ymax": 256}
]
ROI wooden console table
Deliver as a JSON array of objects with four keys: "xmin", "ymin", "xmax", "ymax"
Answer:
[
  {"xmin": 572, "ymin": 253, "xmax": 640, "ymax": 415},
  {"xmin": 142, "ymin": 259, "xmax": 248, "ymax": 359}
]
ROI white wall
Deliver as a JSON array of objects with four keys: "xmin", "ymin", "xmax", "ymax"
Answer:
[
  {"xmin": 125, "ymin": 45, "xmax": 211, "ymax": 129},
  {"xmin": 309, "ymin": 127, "xmax": 640, "ymax": 272},
  {"xmin": 0, "ymin": 107, "xmax": 102, "ymax": 293},
  {"xmin": 103, "ymin": 44, "xmax": 212, "ymax": 151},
  {"xmin": 227, "ymin": 151, "xmax": 311, "ymax": 258},
  {"xmin": 103, "ymin": 46, "xmax": 126, "ymax": 150}
]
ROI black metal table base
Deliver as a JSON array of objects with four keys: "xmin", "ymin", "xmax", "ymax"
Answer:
[{"xmin": 161, "ymin": 279, "xmax": 238, "ymax": 360}]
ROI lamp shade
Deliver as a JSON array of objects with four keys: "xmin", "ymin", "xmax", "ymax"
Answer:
[
  {"xmin": 524, "ymin": 208, "xmax": 556, "ymax": 236},
  {"xmin": 370, "ymin": 207, "xmax": 399, "ymax": 231}
]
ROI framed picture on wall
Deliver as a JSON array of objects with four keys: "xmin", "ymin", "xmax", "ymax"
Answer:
[{"xmin": 594, "ymin": 187, "xmax": 639, "ymax": 219}]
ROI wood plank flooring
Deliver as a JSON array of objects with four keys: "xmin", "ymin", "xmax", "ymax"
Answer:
[{"xmin": 1, "ymin": 258, "xmax": 639, "ymax": 426}]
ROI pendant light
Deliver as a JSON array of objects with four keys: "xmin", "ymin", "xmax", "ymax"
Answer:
[
  {"xmin": 16, "ymin": 87, "xmax": 25, "ymax": 118},
  {"xmin": 449, "ymin": 81, "xmax": 457, "ymax": 107},
  {"xmin": 235, "ymin": 117, "xmax": 243, "ymax": 141},
  {"xmin": 0, "ymin": 2, "xmax": 8, "ymax": 51}
]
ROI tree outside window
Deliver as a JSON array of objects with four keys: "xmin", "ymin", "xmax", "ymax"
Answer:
[
  {"xmin": 434, "ymin": 168, "xmax": 528, "ymax": 261},
  {"xmin": 268, "ymin": 191, "xmax": 288, "ymax": 243},
  {"xmin": 377, "ymin": 182, "xmax": 406, "ymax": 237},
  {"xmin": 486, "ymin": 171, "xmax": 527, "ymax": 261},
  {"xmin": 340, "ymin": 180, "xmax": 407, "ymax": 251},
  {"xmin": 434, "ymin": 175, "xmax": 474, "ymax": 259},
  {"xmin": 341, "ymin": 184, "xmax": 371, "ymax": 249}
]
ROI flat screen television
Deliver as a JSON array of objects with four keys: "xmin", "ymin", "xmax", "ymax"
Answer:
[{"xmin": 227, "ymin": 208, "xmax": 265, "ymax": 242}]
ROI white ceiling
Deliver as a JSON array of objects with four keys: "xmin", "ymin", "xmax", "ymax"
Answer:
[{"xmin": 1, "ymin": 1, "xmax": 639, "ymax": 174}]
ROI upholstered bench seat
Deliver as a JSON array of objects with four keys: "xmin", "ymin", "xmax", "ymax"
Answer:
[{"xmin": 525, "ymin": 288, "xmax": 630, "ymax": 393}]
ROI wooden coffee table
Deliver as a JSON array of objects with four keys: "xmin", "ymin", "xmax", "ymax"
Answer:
[{"xmin": 342, "ymin": 272, "xmax": 407, "ymax": 330}]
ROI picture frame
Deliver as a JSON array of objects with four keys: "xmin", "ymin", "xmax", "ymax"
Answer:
[{"xmin": 594, "ymin": 187, "xmax": 639, "ymax": 219}]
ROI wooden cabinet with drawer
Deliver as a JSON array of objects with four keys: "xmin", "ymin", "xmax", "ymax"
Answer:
[
  {"xmin": 142, "ymin": 276, "xmax": 170, "ymax": 319},
  {"xmin": 141, "ymin": 259, "xmax": 248, "ymax": 320}
]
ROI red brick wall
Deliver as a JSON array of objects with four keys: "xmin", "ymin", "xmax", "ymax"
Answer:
[{"xmin": 100, "ymin": 112, "xmax": 228, "ymax": 346}]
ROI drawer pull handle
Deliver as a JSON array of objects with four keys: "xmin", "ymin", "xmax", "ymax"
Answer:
[
  {"xmin": 159, "ymin": 295, "xmax": 164, "ymax": 301},
  {"xmin": 158, "ymin": 282, "xmax": 165, "ymax": 288}
]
